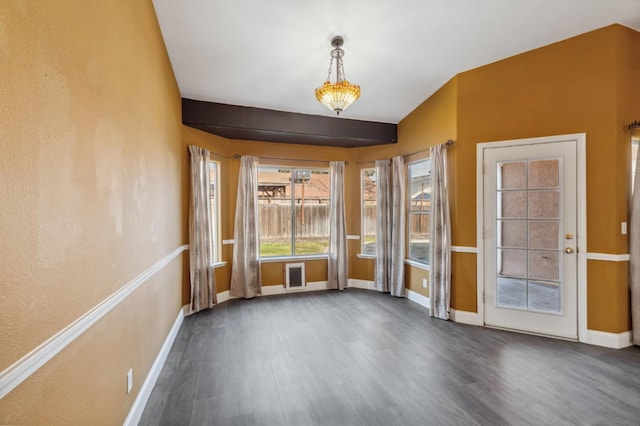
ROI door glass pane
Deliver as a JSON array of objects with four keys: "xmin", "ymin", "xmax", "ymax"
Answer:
[
  {"xmin": 528, "ymin": 281, "xmax": 561, "ymax": 313},
  {"xmin": 528, "ymin": 159, "xmax": 559, "ymax": 188},
  {"xmin": 497, "ymin": 277, "xmax": 527, "ymax": 309},
  {"xmin": 499, "ymin": 220, "xmax": 526, "ymax": 248},
  {"xmin": 528, "ymin": 221, "xmax": 559, "ymax": 249},
  {"xmin": 498, "ymin": 249, "xmax": 526, "ymax": 278},
  {"xmin": 499, "ymin": 191, "xmax": 527, "ymax": 218},
  {"xmin": 528, "ymin": 190, "xmax": 559, "ymax": 218},
  {"xmin": 495, "ymin": 157, "xmax": 563, "ymax": 315},
  {"xmin": 498, "ymin": 162, "xmax": 526, "ymax": 190},
  {"xmin": 528, "ymin": 251, "xmax": 559, "ymax": 281}
]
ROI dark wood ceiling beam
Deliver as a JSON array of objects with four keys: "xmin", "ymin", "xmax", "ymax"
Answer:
[{"xmin": 182, "ymin": 99, "xmax": 397, "ymax": 148}]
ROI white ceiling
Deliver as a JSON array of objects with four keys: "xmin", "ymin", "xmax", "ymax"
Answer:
[{"xmin": 152, "ymin": 0, "xmax": 640, "ymax": 124}]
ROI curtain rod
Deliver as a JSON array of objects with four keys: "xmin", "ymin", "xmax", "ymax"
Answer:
[
  {"xmin": 233, "ymin": 154, "xmax": 349, "ymax": 165},
  {"xmin": 403, "ymin": 139, "xmax": 454, "ymax": 160},
  {"xmin": 210, "ymin": 151, "xmax": 231, "ymax": 159},
  {"xmin": 355, "ymin": 139, "xmax": 455, "ymax": 165}
]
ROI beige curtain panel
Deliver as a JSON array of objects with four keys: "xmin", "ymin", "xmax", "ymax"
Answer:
[
  {"xmin": 375, "ymin": 160, "xmax": 392, "ymax": 292},
  {"xmin": 429, "ymin": 143, "xmax": 451, "ymax": 320},
  {"xmin": 230, "ymin": 155, "xmax": 262, "ymax": 299},
  {"xmin": 188, "ymin": 145, "xmax": 216, "ymax": 313},
  {"xmin": 631, "ymin": 156, "xmax": 640, "ymax": 345},
  {"xmin": 328, "ymin": 161, "xmax": 348, "ymax": 291},
  {"xmin": 390, "ymin": 156, "xmax": 406, "ymax": 297}
]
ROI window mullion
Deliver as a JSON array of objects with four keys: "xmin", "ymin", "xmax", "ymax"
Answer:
[{"xmin": 290, "ymin": 169, "xmax": 296, "ymax": 256}]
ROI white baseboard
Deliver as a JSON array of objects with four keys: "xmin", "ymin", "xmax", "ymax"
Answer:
[
  {"xmin": 305, "ymin": 281, "xmax": 329, "ymax": 291},
  {"xmin": 348, "ymin": 279, "xmax": 376, "ymax": 290},
  {"xmin": 214, "ymin": 282, "xmax": 330, "ymax": 302},
  {"xmin": 404, "ymin": 294, "xmax": 483, "ymax": 326},
  {"xmin": 216, "ymin": 290, "xmax": 232, "ymax": 303},
  {"xmin": 262, "ymin": 281, "xmax": 329, "ymax": 295},
  {"xmin": 450, "ymin": 309, "xmax": 483, "ymax": 326},
  {"xmin": 584, "ymin": 330, "xmax": 632, "ymax": 349},
  {"xmin": 261, "ymin": 285, "xmax": 285, "ymax": 296},
  {"xmin": 124, "ymin": 309, "xmax": 184, "ymax": 426},
  {"xmin": 406, "ymin": 289, "xmax": 430, "ymax": 309}
]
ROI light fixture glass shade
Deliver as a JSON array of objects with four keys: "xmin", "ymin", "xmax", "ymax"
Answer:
[
  {"xmin": 315, "ymin": 36, "xmax": 360, "ymax": 116},
  {"xmin": 315, "ymin": 80, "xmax": 361, "ymax": 115}
]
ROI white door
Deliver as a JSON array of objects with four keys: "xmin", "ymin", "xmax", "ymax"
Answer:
[{"xmin": 482, "ymin": 139, "xmax": 578, "ymax": 339}]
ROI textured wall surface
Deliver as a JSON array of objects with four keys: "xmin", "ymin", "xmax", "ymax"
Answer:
[{"xmin": 0, "ymin": 1, "xmax": 184, "ymax": 423}]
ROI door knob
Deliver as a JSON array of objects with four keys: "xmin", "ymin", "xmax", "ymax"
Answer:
[
  {"xmin": 565, "ymin": 247, "xmax": 574, "ymax": 254},
  {"xmin": 565, "ymin": 232, "xmax": 574, "ymax": 240}
]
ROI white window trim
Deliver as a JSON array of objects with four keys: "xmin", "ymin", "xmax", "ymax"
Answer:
[
  {"xmin": 405, "ymin": 258, "xmax": 430, "ymax": 271},
  {"xmin": 260, "ymin": 254, "xmax": 328, "ymax": 263},
  {"xmin": 356, "ymin": 253, "xmax": 376, "ymax": 260}
]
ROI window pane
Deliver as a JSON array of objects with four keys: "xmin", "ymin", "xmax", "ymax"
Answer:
[
  {"xmin": 409, "ymin": 213, "xmax": 430, "ymax": 263},
  {"xmin": 498, "ymin": 220, "xmax": 526, "ymax": 248},
  {"xmin": 497, "ymin": 277, "xmax": 527, "ymax": 309},
  {"xmin": 294, "ymin": 169, "xmax": 329, "ymax": 255},
  {"xmin": 258, "ymin": 167, "xmax": 330, "ymax": 257},
  {"xmin": 258, "ymin": 167, "xmax": 292, "ymax": 257},
  {"xmin": 528, "ymin": 159, "xmax": 559, "ymax": 189},
  {"xmin": 498, "ymin": 249, "xmax": 526, "ymax": 278},
  {"xmin": 409, "ymin": 160, "xmax": 431, "ymax": 212},
  {"xmin": 632, "ymin": 138, "xmax": 639, "ymax": 194},
  {"xmin": 498, "ymin": 161, "xmax": 526, "ymax": 190},
  {"xmin": 498, "ymin": 191, "xmax": 526, "ymax": 219},
  {"xmin": 528, "ymin": 190, "xmax": 560, "ymax": 219},
  {"xmin": 408, "ymin": 159, "xmax": 431, "ymax": 265},
  {"xmin": 362, "ymin": 168, "xmax": 376, "ymax": 255},
  {"xmin": 209, "ymin": 162, "xmax": 219, "ymax": 263},
  {"xmin": 528, "ymin": 221, "xmax": 559, "ymax": 250}
]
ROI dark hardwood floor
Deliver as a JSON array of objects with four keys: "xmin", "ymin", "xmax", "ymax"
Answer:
[{"xmin": 139, "ymin": 289, "xmax": 640, "ymax": 426}]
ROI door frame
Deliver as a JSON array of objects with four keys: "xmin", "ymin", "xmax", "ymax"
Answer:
[{"xmin": 476, "ymin": 133, "xmax": 587, "ymax": 342}]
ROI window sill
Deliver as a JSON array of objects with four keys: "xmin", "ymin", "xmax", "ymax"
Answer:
[
  {"xmin": 213, "ymin": 261, "xmax": 227, "ymax": 269},
  {"xmin": 356, "ymin": 254, "xmax": 376, "ymax": 260},
  {"xmin": 260, "ymin": 254, "xmax": 328, "ymax": 263},
  {"xmin": 404, "ymin": 259, "xmax": 430, "ymax": 271}
]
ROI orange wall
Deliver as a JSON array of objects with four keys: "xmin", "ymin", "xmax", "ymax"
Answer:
[
  {"xmin": 398, "ymin": 24, "xmax": 639, "ymax": 331},
  {"xmin": 0, "ymin": 1, "xmax": 184, "ymax": 423},
  {"xmin": 4, "ymin": 4, "xmax": 637, "ymax": 424}
]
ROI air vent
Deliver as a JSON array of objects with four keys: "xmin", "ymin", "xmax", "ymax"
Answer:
[{"xmin": 285, "ymin": 263, "xmax": 305, "ymax": 290}]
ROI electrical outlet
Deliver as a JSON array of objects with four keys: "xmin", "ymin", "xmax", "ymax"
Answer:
[
  {"xmin": 422, "ymin": 278, "xmax": 427, "ymax": 288},
  {"xmin": 622, "ymin": 222, "xmax": 627, "ymax": 235},
  {"xmin": 127, "ymin": 368, "xmax": 133, "ymax": 394}
]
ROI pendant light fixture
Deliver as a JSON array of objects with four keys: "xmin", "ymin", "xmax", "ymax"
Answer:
[{"xmin": 315, "ymin": 36, "xmax": 361, "ymax": 116}]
